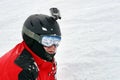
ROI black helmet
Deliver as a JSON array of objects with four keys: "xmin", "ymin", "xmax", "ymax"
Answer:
[
  {"xmin": 23, "ymin": 14, "xmax": 61, "ymax": 36},
  {"xmin": 22, "ymin": 14, "xmax": 61, "ymax": 62}
]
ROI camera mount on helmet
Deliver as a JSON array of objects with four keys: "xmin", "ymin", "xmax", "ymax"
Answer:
[{"xmin": 50, "ymin": 7, "xmax": 61, "ymax": 20}]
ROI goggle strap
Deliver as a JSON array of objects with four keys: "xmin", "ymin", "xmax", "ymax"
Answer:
[{"xmin": 22, "ymin": 26, "xmax": 41, "ymax": 43}]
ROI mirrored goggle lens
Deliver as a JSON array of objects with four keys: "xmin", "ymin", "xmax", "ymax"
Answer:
[{"xmin": 41, "ymin": 35, "xmax": 61, "ymax": 47}]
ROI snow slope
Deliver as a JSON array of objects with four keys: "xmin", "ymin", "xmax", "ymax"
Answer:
[{"xmin": 0, "ymin": 0, "xmax": 120, "ymax": 80}]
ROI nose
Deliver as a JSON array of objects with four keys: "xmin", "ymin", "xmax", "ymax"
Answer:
[
  {"xmin": 47, "ymin": 45, "xmax": 57, "ymax": 54},
  {"xmin": 48, "ymin": 45, "xmax": 56, "ymax": 50}
]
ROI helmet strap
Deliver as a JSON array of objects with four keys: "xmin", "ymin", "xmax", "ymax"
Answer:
[{"xmin": 22, "ymin": 26, "xmax": 41, "ymax": 43}]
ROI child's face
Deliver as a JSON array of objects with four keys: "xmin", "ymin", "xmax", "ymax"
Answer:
[{"xmin": 43, "ymin": 45, "xmax": 57, "ymax": 54}]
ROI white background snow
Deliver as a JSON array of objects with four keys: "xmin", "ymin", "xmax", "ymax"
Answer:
[{"xmin": 0, "ymin": 0, "xmax": 120, "ymax": 80}]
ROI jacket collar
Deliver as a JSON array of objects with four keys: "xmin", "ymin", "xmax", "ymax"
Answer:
[{"xmin": 23, "ymin": 41, "xmax": 46, "ymax": 66}]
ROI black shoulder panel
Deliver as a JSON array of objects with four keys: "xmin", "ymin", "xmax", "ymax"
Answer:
[{"xmin": 15, "ymin": 49, "xmax": 38, "ymax": 80}]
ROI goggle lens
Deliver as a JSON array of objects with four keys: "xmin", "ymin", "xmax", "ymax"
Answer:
[{"xmin": 41, "ymin": 35, "xmax": 61, "ymax": 47}]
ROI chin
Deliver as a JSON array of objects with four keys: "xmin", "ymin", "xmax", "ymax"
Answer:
[{"xmin": 48, "ymin": 52, "xmax": 55, "ymax": 54}]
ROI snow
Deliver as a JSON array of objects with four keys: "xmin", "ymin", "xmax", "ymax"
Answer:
[{"xmin": 0, "ymin": 0, "xmax": 120, "ymax": 80}]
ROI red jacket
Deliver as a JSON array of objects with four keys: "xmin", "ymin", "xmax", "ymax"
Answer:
[{"xmin": 0, "ymin": 41, "xmax": 57, "ymax": 80}]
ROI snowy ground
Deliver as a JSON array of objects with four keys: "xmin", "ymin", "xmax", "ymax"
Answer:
[{"xmin": 0, "ymin": 0, "xmax": 120, "ymax": 80}]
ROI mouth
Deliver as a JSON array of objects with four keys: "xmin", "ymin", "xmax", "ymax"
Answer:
[{"xmin": 48, "ymin": 51, "xmax": 55, "ymax": 54}]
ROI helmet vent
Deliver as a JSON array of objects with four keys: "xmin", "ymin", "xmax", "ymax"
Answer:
[
  {"xmin": 39, "ymin": 19, "xmax": 44, "ymax": 27},
  {"xmin": 30, "ymin": 21, "xmax": 34, "ymax": 27}
]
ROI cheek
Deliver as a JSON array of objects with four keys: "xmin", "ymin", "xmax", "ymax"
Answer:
[{"xmin": 43, "ymin": 47, "xmax": 48, "ymax": 51}]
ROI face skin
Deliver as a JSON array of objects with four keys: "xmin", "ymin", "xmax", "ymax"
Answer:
[{"xmin": 43, "ymin": 45, "xmax": 57, "ymax": 54}]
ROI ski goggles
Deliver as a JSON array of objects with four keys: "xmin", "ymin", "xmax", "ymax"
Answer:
[
  {"xmin": 39, "ymin": 35, "xmax": 61, "ymax": 47},
  {"xmin": 22, "ymin": 26, "xmax": 61, "ymax": 47}
]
